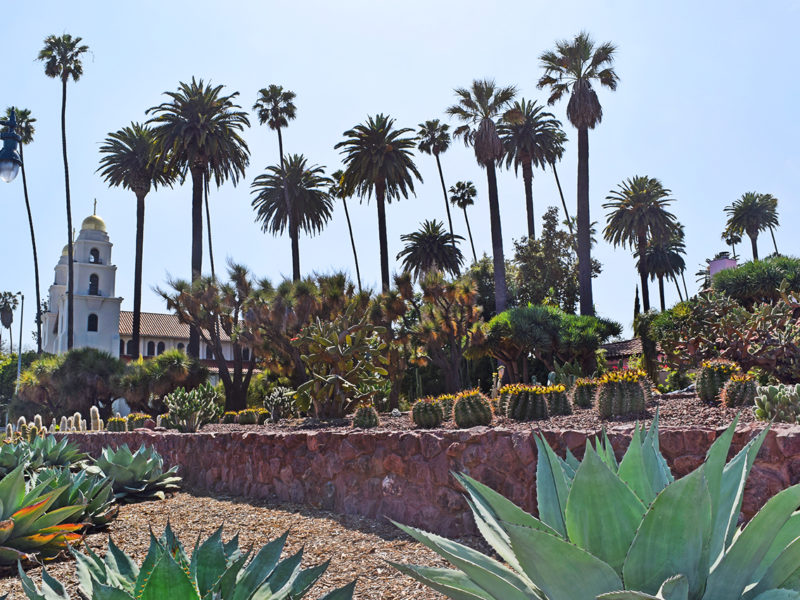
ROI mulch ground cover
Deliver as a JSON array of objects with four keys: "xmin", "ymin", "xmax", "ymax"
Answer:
[
  {"xmin": 0, "ymin": 492, "xmax": 481, "ymax": 599},
  {"xmin": 203, "ymin": 392, "xmax": 756, "ymax": 435}
]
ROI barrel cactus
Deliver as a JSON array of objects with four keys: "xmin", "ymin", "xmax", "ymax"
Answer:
[
  {"xmin": 353, "ymin": 405, "xmax": 379, "ymax": 429},
  {"xmin": 572, "ymin": 377, "xmax": 597, "ymax": 408},
  {"xmin": 721, "ymin": 373, "xmax": 757, "ymax": 408},
  {"xmin": 236, "ymin": 409, "xmax": 259, "ymax": 425},
  {"xmin": 506, "ymin": 384, "xmax": 548, "ymax": 422},
  {"xmin": 596, "ymin": 369, "xmax": 647, "ymax": 418},
  {"xmin": 697, "ymin": 359, "xmax": 741, "ymax": 402},
  {"xmin": 545, "ymin": 384, "xmax": 571, "ymax": 416},
  {"xmin": 755, "ymin": 383, "xmax": 800, "ymax": 423},
  {"xmin": 106, "ymin": 416, "xmax": 128, "ymax": 432},
  {"xmin": 221, "ymin": 411, "xmax": 238, "ymax": 424},
  {"xmin": 412, "ymin": 399, "xmax": 444, "ymax": 429},
  {"xmin": 436, "ymin": 393, "xmax": 456, "ymax": 420},
  {"xmin": 126, "ymin": 412, "xmax": 151, "ymax": 429},
  {"xmin": 453, "ymin": 390, "xmax": 492, "ymax": 428}
]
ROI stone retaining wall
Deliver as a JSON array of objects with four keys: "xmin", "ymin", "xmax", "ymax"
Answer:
[{"xmin": 64, "ymin": 424, "xmax": 800, "ymax": 537}]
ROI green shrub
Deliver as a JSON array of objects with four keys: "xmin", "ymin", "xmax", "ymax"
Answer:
[
  {"xmin": 712, "ymin": 255, "xmax": 800, "ymax": 307},
  {"xmin": 572, "ymin": 377, "xmax": 597, "ymax": 408},
  {"xmin": 755, "ymin": 383, "xmax": 800, "ymax": 423},
  {"xmin": 263, "ymin": 386, "xmax": 297, "ymax": 422},
  {"xmin": 596, "ymin": 369, "xmax": 647, "ymax": 418},
  {"xmin": 721, "ymin": 373, "xmax": 757, "ymax": 407},
  {"xmin": 453, "ymin": 390, "xmax": 492, "ymax": 428},
  {"xmin": 411, "ymin": 399, "xmax": 444, "ymax": 429},
  {"xmin": 352, "ymin": 405, "xmax": 379, "ymax": 429},
  {"xmin": 697, "ymin": 359, "xmax": 741, "ymax": 402},
  {"xmin": 664, "ymin": 368, "xmax": 691, "ymax": 392}
]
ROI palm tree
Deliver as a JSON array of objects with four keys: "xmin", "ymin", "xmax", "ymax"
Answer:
[
  {"xmin": 335, "ymin": 114, "xmax": 421, "ymax": 292},
  {"xmin": 539, "ymin": 32, "xmax": 619, "ymax": 316},
  {"xmin": 37, "ymin": 33, "xmax": 89, "ymax": 350},
  {"xmin": 253, "ymin": 85, "xmax": 297, "ymax": 167},
  {"xmin": 98, "ymin": 123, "xmax": 175, "ymax": 359},
  {"xmin": 724, "ymin": 192, "xmax": 779, "ymax": 261},
  {"xmin": 251, "ymin": 154, "xmax": 333, "ymax": 280},
  {"xmin": 397, "ymin": 220, "xmax": 464, "ymax": 280},
  {"xmin": 721, "ymin": 226, "xmax": 742, "ymax": 261},
  {"xmin": 603, "ymin": 176, "xmax": 679, "ymax": 312},
  {"xmin": 417, "ymin": 120, "xmax": 456, "ymax": 244},
  {"xmin": 147, "ymin": 78, "xmax": 250, "ymax": 357},
  {"xmin": 446, "ymin": 79, "xmax": 516, "ymax": 312},
  {"xmin": 638, "ymin": 234, "xmax": 686, "ymax": 311},
  {"xmin": 4, "ymin": 108, "xmax": 42, "ymax": 353},
  {"xmin": 498, "ymin": 99, "xmax": 564, "ymax": 239},
  {"xmin": 449, "ymin": 181, "xmax": 478, "ymax": 263},
  {"xmin": 329, "ymin": 169, "xmax": 362, "ymax": 292},
  {"xmin": 0, "ymin": 292, "xmax": 18, "ymax": 353}
]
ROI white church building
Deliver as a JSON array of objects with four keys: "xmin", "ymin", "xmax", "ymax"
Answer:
[{"xmin": 42, "ymin": 214, "xmax": 246, "ymax": 364}]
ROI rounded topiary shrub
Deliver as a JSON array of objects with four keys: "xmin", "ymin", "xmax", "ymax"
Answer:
[
  {"xmin": 721, "ymin": 373, "xmax": 757, "ymax": 407},
  {"xmin": 572, "ymin": 378, "xmax": 597, "ymax": 408},
  {"xmin": 453, "ymin": 390, "xmax": 492, "ymax": 428},
  {"xmin": 697, "ymin": 359, "xmax": 741, "ymax": 402},
  {"xmin": 412, "ymin": 399, "xmax": 444, "ymax": 429},
  {"xmin": 353, "ymin": 405, "xmax": 379, "ymax": 429}
]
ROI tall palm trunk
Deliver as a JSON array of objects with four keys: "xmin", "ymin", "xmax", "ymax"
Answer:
[
  {"xmin": 376, "ymin": 182, "xmax": 390, "ymax": 292},
  {"xmin": 486, "ymin": 162, "xmax": 507, "ymax": 313},
  {"xmin": 60, "ymin": 78, "xmax": 74, "ymax": 350},
  {"xmin": 749, "ymin": 232, "xmax": 759, "ymax": 261},
  {"xmin": 637, "ymin": 232, "xmax": 650, "ymax": 312},
  {"xmin": 290, "ymin": 213, "xmax": 300, "ymax": 281},
  {"xmin": 522, "ymin": 159, "xmax": 535, "ymax": 239},
  {"xmin": 463, "ymin": 207, "xmax": 477, "ymax": 263},
  {"xmin": 277, "ymin": 127, "xmax": 285, "ymax": 167},
  {"xmin": 658, "ymin": 274, "xmax": 665, "ymax": 311},
  {"xmin": 435, "ymin": 154, "xmax": 457, "ymax": 258},
  {"xmin": 769, "ymin": 227, "xmax": 779, "ymax": 255},
  {"xmin": 576, "ymin": 127, "xmax": 593, "ymax": 316},
  {"xmin": 204, "ymin": 174, "xmax": 216, "ymax": 280},
  {"xmin": 188, "ymin": 164, "xmax": 204, "ymax": 358},
  {"xmin": 673, "ymin": 274, "xmax": 684, "ymax": 302},
  {"xmin": 551, "ymin": 162, "xmax": 574, "ymax": 236},
  {"xmin": 18, "ymin": 145, "xmax": 42, "ymax": 353},
  {"xmin": 342, "ymin": 197, "xmax": 362, "ymax": 292},
  {"xmin": 681, "ymin": 270, "xmax": 689, "ymax": 299},
  {"xmin": 132, "ymin": 190, "xmax": 146, "ymax": 359}
]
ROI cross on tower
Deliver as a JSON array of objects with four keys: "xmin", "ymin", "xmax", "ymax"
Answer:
[{"xmin": 93, "ymin": 199, "xmax": 97, "ymax": 215}]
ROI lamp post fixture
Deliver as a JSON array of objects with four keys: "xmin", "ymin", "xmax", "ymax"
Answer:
[
  {"xmin": 0, "ymin": 108, "xmax": 22, "ymax": 184},
  {"xmin": 14, "ymin": 292, "xmax": 23, "ymax": 393}
]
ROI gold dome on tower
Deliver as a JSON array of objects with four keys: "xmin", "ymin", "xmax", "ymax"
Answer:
[{"xmin": 81, "ymin": 214, "xmax": 107, "ymax": 232}]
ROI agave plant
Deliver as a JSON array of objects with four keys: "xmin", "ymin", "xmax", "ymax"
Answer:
[
  {"xmin": 19, "ymin": 523, "xmax": 357, "ymax": 599},
  {"xmin": 0, "ymin": 442, "xmax": 32, "ymax": 476},
  {"xmin": 90, "ymin": 444, "xmax": 181, "ymax": 502},
  {"xmin": 29, "ymin": 468, "xmax": 118, "ymax": 529},
  {"xmin": 0, "ymin": 464, "xmax": 84, "ymax": 564},
  {"xmin": 391, "ymin": 415, "xmax": 800, "ymax": 599},
  {"xmin": 27, "ymin": 436, "xmax": 88, "ymax": 471}
]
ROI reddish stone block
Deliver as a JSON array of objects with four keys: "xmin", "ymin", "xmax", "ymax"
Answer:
[{"xmin": 382, "ymin": 454, "xmax": 407, "ymax": 477}]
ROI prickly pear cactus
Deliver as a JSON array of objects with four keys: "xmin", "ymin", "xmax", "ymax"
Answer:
[
  {"xmin": 237, "ymin": 409, "xmax": 259, "ymax": 425},
  {"xmin": 436, "ymin": 394, "xmax": 456, "ymax": 420},
  {"xmin": 755, "ymin": 383, "xmax": 800, "ymax": 423},
  {"xmin": 721, "ymin": 374, "xmax": 757, "ymax": 408},
  {"xmin": 453, "ymin": 390, "xmax": 493, "ymax": 428},
  {"xmin": 546, "ymin": 384, "xmax": 572, "ymax": 416},
  {"xmin": 572, "ymin": 378, "xmax": 597, "ymax": 408},
  {"xmin": 697, "ymin": 359, "xmax": 741, "ymax": 402},
  {"xmin": 596, "ymin": 369, "xmax": 647, "ymax": 418},
  {"xmin": 505, "ymin": 384, "xmax": 548, "ymax": 422},
  {"xmin": 353, "ymin": 405, "xmax": 379, "ymax": 429},
  {"xmin": 412, "ymin": 399, "xmax": 444, "ymax": 429}
]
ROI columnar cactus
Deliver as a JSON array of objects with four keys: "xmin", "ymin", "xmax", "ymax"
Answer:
[
  {"xmin": 436, "ymin": 394, "xmax": 456, "ymax": 420},
  {"xmin": 453, "ymin": 390, "xmax": 492, "ymax": 428},
  {"xmin": 697, "ymin": 359, "xmax": 741, "ymax": 402},
  {"xmin": 90, "ymin": 406, "xmax": 101, "ymax": 431},
  {"xmin": 48, "ymin": 419, "xmax": 56, "ymax": 434},
  {"xmin": 4, "ymin": 423, "xmax": 12, "ymax": 438},
  {"xmin": 545, "ymin": 384, "xmax": 572, "ymax": 416},
  {"xmin": 572, "ymin": 378, "xmax": 597, "ymax": 408},
  {"xmin": 412, "ymin": 399, "xmax": 444, "ymax": 429},
  {"xmin": 59, "ymin": 416, "xmax": 68, "ymax": 432},
  {"xmin": 237, "ymin": 409, "xmax": 258, "ymax": 425},
  {"xmin": 721, "ymin": 374, "xmax": 757, "ymax": 407},
  {"xmin": 67, "ymin": 417, "xmax": 75, "ymax": 432},
  {"xmin": 596, "ymin": 369, "xmax": 647, "ymax": 418},
  {"xmin": 16, "ymin": 417, "xmax": 26, "ymax": 431},
  {"xmin": 352, "ymin": 405, "xmax": 379, "ymax": 429},
  {"xmin": 505, "ymin": 384, "xmax": 548, "ymax": 422},
  {"xmin": 33, "ymin": 414, "xmax": 43, "ymax": 430}
]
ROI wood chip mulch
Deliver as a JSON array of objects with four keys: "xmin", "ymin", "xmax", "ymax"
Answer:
[{"xmin": 0, "ymin": 492, "xmax": 483, "ymax": 599}]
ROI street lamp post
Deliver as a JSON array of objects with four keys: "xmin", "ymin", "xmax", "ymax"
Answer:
[
  {"xmin": 0, "ymin": 109, "xmax": 22, "ymax": 184},
  {"xmin": 15, "ymin": 292, "xmax": 23, "ymax": 393}
]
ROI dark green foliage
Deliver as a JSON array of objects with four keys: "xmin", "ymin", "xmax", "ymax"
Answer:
[
  {"xmin": 572, "ymin": 379, "xmax": 597, "ymax": 408},
  {"xmin": 453, "ymin": 390, "xmax": 493, "ymax": 428},
  {"xmin": 411, "ymin": 399, "xmax": 444, "ymax": 428},
  {"xmin": 721, "ymin": 375, "xmax": 757, "ymax": 407},
  {"xmin": 712, "ymin": 256, "xmax": 800, "ymax": 307},
  {"xmin": 664, "ymin": 369, "xmax": 691, "ymax": 392},
  {"xmin": 397, "ymin": 220, "xmax": 464, "ymax": 280},
  {"xmin": 0, "ymin": 351, "xmax": 38, "ymax": 410},
  {"xmin": 697, "ymin": 359, "xmax": 740, "ymax": 402},
  {"xmin": 353, "ymin": 405, "xmax": 379, "ymax": 429}
]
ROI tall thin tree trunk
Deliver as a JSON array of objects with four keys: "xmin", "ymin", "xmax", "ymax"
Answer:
[
  {"xmin": 749, "ymin": 233, "xmax": 759, "ymax": 261},
  {"xmin": 203, "ymin": 174, "xmax": 216, "ymax": 280},
  {"xmin": 463, "ymin": 207, "xmax": 477, "ymax": 263},
  {"xmin": 576, "ymin": 127, "xmax": 593, "ymax": 316},
  {"xmin": 673, "ymin": 274, "xmax": 684, "ymax": 302},
  {"xmin": 486, "ymin": 162, "xmax": 507, "ymax": 313},
  {"xmin": 290, "ymin": 215, "xmax": 300, "ymax": 281},
  {"xmin": 8, "ymin": 325, "xmax": 12, "ymax": 354},
  {"xmin": 522, "ymin": 159, "xmax": 535, "ymax": 239},
  {"xmin": 435, "ymin": 154, "xmax": 457, "ymax": 258},
  {"xmin": 18, "ymin": 145, "xmax": 42, "ymax": 353},
  {"xmin": 132, "ymin": 190, "xmax": 146, "ymax": 359},
  {"xmin": 551, "ymin": 162, "xmax": 573, "ymax": 236},
  {"xmin": 376, "ymin": 183, "xmax": 390, "ymax": 292},
  {"xmin": 188, "ymin": 165, "xmax": 204, "ymax": 358},
  {"xmin": 681, "ymin": 270, "xmax": 689, "ymax": 298},
  {"xmin": 277, "ymin": 127, "xmax": 285, "ymax": 167},
  {"xmin": 638, "ymin": 232, "xmax": 650, "ymax": 312},
  {"xmin": 61, "ymin": 78, "xmax": 74, "ymax": 350},
  {"xmin": 342, "ymin": 197, "xmax": 362, "ymax": 292},
  {"xmin": 658, "ymin": 274, "xmax": 665, "ymax": 311},
  {"xmin": 770, "ymin": 227, "xmax": 779, "ymax": 255}
]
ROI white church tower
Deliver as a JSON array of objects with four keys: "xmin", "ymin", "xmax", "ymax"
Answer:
[{"xmin": 42, "ymin": 213, "xmax": 123, "ymax": 356}]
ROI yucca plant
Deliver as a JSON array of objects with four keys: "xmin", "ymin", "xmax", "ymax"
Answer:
[
  {"xmin": 0, "ymin": 464, "xmax": 84, "ymax": 564},
  {"xmin": 391, "ymin": 414, "xmax": 800, "ymax": 599},
  {"xmin": 18, "ymin": 523, "xmax": 357, "ymax": 600},
  {"xmin": 90, "ymin": 444, "xmax": 180, "ymax": 502},
  {"xmin": 30, "ymin": 468, "xmax": 118, "ymax": 529}
]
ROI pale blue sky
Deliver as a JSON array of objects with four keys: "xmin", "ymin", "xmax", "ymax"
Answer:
[{"xmin": 2, "ymin": 1, "xmax": 798, "ymax": 347}]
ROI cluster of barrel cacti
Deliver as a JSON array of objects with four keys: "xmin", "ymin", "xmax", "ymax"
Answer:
[
  {"xmin": 411, "ymin": 399, "xmax": 444, "ymax": 428},
  {"xmin": 126, "ymin": 412, "xmax": 151, "ymax": 429},
  {"xmin": 572, "ymin": 377, "xmax": 598, "ymax": 408},
  {"xmin": 453, "ymin": 390, "xmax": 493, "ymax": 428},
  {"xmin": 221, "ymin": 411, "xmax": 238, "ymax": 424},
  {"xmin": 236, "ymin": 409, "xmax": 259, "ymax": 425},
  {"xmin": 352, "ymin": 405, "xmax": 379, "ymax": 429},
  {"xmin": 596, "ymin": 369, "xmax": 647, "ymax": 418},
  {"xmin": 106, "ymin": 416, "xmax": 128, "ymax": 432},
  {"xmin": 720, "ymin": 373, "xmax": 757, "ymax": 407},
  {"xmin": 697, "ymin": 359, "xmax": 741, "ymax": 402},
  {"xmin": 503, "ymin": 384, "xmax": 549, "ymax": 421},
  {"xmin": 436, "ymin": 394, "xmax": 456, "ymax": 419},
  {"xmin": 545, "ymin": 384, "xmax": 571, "ymax": 416},
  {"xmin": 754, "ymin": 383, "xmax": 800, "ymax": 423}
]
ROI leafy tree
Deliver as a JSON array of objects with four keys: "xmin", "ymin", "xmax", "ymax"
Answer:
[
  {"xmin": 448, "ymin": 180, "xmax": 478, "ymax": 263},
  {"xmin": 4, "ymin": 108, "xmax": 42, "ymax": 353},
  {"xmin": 0, "ymin": 351, "xmax": 38, "ymax": 408},
  {"xmin": 417, "ymin": 119, "xmax": 456, "ymax": 246},
  {"xmin": 329, "ymin": 170, "xmax": 361, "ymax": 291},
  {"xmin": 397, "ymin": 220, "xmax": 464, "ymax": 281},
  {"xmin": 251, "ymin": 154, "xmax": 333, "ymax": 281},
  {"xmin": 724, "ymin": 192, "xmax": 780, "ymax": 261},
  {"xmin": 37, "ymin": 33, "xmax": 89, "ymax": 350},
  {"xmin": 98, "ymin": 123, "xmax": 175, "ymax": 358},
  {"xmin": 603, "ymin": 175, "xmax": 679, "ymax": 312},
  {"xmin": 513, "ymin": 206, "xmax": 601, "ymax": 313},
  {"xmin": 159, "ymin": 264, "xmax": 258, "ymax": 412},
  {"xmin": 539, "ymin": 31, "xmax": 619, "ymax": 316},
  {"xmin": 252, "ymin": 84, "xmax": 296, "ymax": 167},
  {"xmin": 465, "ymin": 256, "xmax": 518, "ymax": 319},
  {"xmin": 147, "ymin": 78, "xmax": 250, "ymax": 357},
  {"xmin": 498, "ymin": 99, "xmax": 564, "ymax": 239},
  {"xmin": 446, "ymin": 79, "xmax": 516, "ymax": 312},
  {"xmin": 336, "ymin": 114, "xmax": 421, "ymax": 292}
]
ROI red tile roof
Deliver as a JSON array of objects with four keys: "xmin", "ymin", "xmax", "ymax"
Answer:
[
  {"xmin": 118, "ymin": 311, "xmax": 231, "ymax": 342},
  {"xmin": 600, "ymin": 338, "xmax": 662, "ymax": 360}
]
